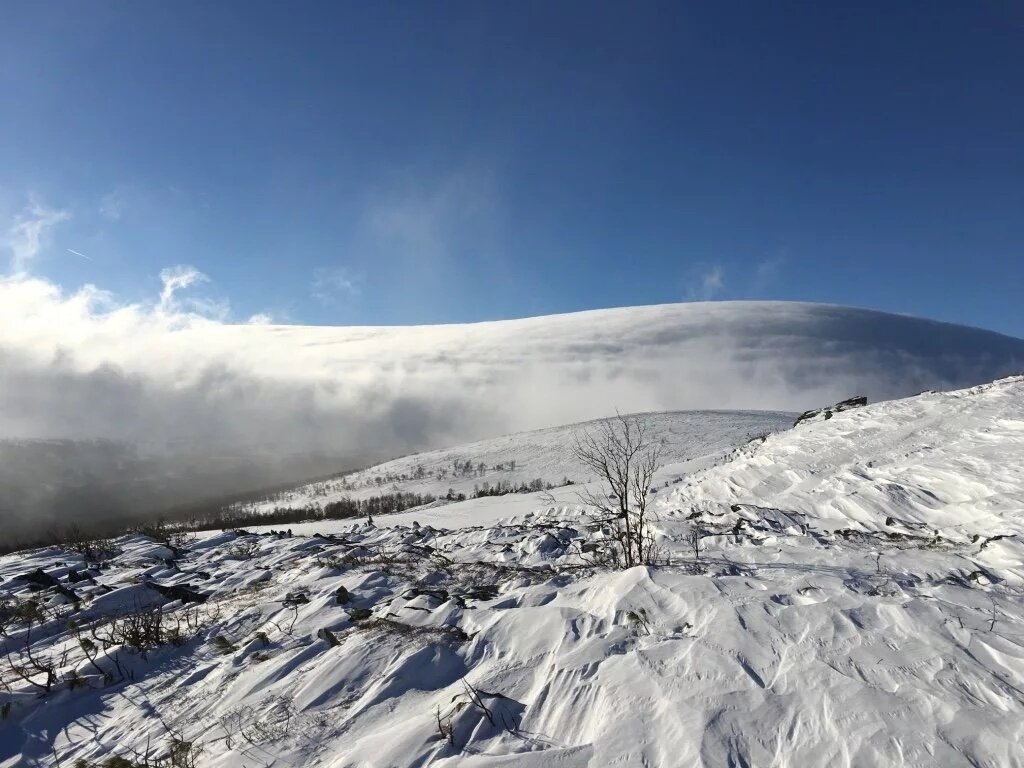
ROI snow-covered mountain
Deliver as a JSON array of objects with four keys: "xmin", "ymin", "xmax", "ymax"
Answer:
[{"xmin": 2, "ymin": 377, "xmax": 1023, "ymax": 767}]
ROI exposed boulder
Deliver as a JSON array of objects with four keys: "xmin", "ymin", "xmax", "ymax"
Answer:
[
  {"xmin": 66, "ymin": 569, "xmax": 98, "ymax": 584},
  {"xmin": 13, "ymin": 568, "xmax": 60, "ymax": 588},
  {"xmin": 794, "ymin": 396, "xmax": 868, "ymax": 427},
  {"xmin": 317, "ymin": 627, "xmax": 340, "ymax": 647},
  {"xmin": 147, "ymin": 581, "xmax": 209, "ymax": 604}
]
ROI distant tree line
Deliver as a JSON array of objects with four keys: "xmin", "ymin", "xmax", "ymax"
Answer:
[
  {"xmin": 321, "ymin": 491, "xmax": 437, "ymax": 519},
  {"xmin": 472, "ymin": 477, "xmax": 574, "ymax": 498},
  {"xmin": 0, "ymin": 472, "xmax": 576, "ymax": 556}
]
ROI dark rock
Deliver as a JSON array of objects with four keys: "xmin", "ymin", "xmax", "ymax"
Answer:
[
  {"xmin": 14, "ymin": 569, "xmax": 59, "ymax": 588},
  {"xmin": 148, "ymin": 581, "xmax": 209, "ymax": 604},
  {"xmin": 317, "ymin": 628, "xmax": 340, "ymax": 647},
  {"xmin": 52, "ymin": 584, "xmax": 79, "ymax": 604},
  {"xmin": 794, "ymin": 396, "xmax": 868, "ymax": 427},
  {"xmin": 66, "ymin": 569, "xmax": 96, "ymax": 584},
  {"xmin": 460, "ymin": 585, "xmax": 499, "ymax": 601},
  {"xmin": 403, "ymin": 587, "xmax": 449, "ymax": 602}
]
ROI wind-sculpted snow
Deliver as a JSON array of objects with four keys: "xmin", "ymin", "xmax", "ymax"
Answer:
[
  {"xmin": 2, "ymin": 379, "xmax": 1024, "ymax": 766},
  {"xmin": 663, "ymin": 375, "xmax": 1024, "ymax": 548}
]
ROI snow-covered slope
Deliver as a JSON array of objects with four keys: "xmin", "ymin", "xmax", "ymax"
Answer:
[
  {"xmin": 2, "ymin": 378, "xmax": 1024, "ymax": 767},
  {"xmin": 236, "ymin": 409, "xmax": 796, "ymax": 517},
  {"xmin": 665, "ymin": 378, "xmax": 1024, "ymax": 543}
]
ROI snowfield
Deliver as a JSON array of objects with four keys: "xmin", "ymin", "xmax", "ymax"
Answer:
[
  {"xmin": 234, "ymin": 409, "xmax": 796, "ymax": 518},
  {"xmin": 2, "ymin": 378, "xmax": 1024, "ymax": 767}
]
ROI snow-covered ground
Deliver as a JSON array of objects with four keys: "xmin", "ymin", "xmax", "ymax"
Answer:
[
  {"xmin": 234, "ymin": 409, "xmax": 796, "ymax": 518},
  {"xmin": 2, "ymin": 378, "xmax": 1024, "ymax": 767}
]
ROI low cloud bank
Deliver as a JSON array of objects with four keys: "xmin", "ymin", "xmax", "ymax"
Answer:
[{"xmin": 2, "ymin": 272, "xmax": 1023, "ymax": 538}]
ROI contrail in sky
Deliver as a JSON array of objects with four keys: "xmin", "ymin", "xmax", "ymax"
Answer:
[{"xmin": 67, "ymin": 248, "xmax": 93, "ymax": 261}]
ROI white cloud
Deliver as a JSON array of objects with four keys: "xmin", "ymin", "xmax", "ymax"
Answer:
[
  {"xmin": 686, "ymin": 264, "xmax": 726, "ymax": 301},
  {"xmin": 5, "ymin": 199, "xmax": 71, "ymax": 273},
  {"xmin": 2, "ymin": 266, "xmax": 1020, "ymax": 456},
  {"xmin": 311, "ymin": 267, "xmax": 361, "ymax": 305},
  {"xmin": 0, "ymin": 264, "xmax": 1021, "ymax": 541},
  {"xmin": 158, "ymin": 264, "xmax": 210, "ymax": 312}
]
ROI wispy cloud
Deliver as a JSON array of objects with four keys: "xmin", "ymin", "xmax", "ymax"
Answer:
[
  {"xmin": 152, "ymin": 264, "xmax": 231, "ymax": 321},
  {"xmin": 159, "ymin": 265, "xmax": 209, "ymax": 311},
  {"xmin": 311, "ymin": 267, "xmax": 361, "ymax": 305},
  {"xmin": 686, "ymin": 264, "xmax": 726, "ymax": 301},
  {"xmin": 359, "ymin": 163, "xmax": 507, "ymax": 310},
  {"xmin": 753, "ymin": 254, "xmax": 786, "ymax": 294},
  {"xmin": 5, "ymin": 199, "xmax": 70, "ymax": 273},
  {"xmin": 67, "ymin": 248, "xmax": 93, "ymax": 262},
  {"xmin": 367, "ymin": 166, "xmax": 498, "ymax": 257},
  {"xmin": 99, "ymin": 191, "xmax": 123, "ymax": 221}
]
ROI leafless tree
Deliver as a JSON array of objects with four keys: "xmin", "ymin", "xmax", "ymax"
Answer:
[
  {"xmin": 687, "ymin": 524, "xmax": 703, "ymax": 560},
  {"xmin": 572, "ymin": 413, "xmax": 663, "ymax": 568}
]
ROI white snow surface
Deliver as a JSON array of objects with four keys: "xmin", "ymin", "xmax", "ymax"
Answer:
[{"xmin": 2, "ymin": 378, "xmax": 1024, "ymax": 767}]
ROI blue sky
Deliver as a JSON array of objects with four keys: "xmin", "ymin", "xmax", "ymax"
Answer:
[{"xmin": 1, "ymin": 2, "xmax": 1021, "ymax": 335}]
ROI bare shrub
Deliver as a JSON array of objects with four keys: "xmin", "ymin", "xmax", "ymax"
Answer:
[
  {"xmin": 2, "ymin": 622, "xmax": 69, "ymax": 694},
  {"xmin": 59, "ymin": 524, "xmax": 121, "ymax": 563},
  {"xmin": 70, "ymin": 725, "xmax": 202, "ymax": 767},
  {"xmin": 573, "ymin": 414, "xmax": 663, "ymax": 568},
  {"xmin": 687, "ymin": 524, "xmax": 703, "ymax": 560},
  {"xmin": 226, "ymin": 537, "xmax": 261, "ymax": 559},
  {"xmin": 89, "ymin": 605, "xmax": 189, "ymax": 654},
  {"xmin": 211, "ymin": 635, "xmax": 237, "ymax": 655},
  {"xmin": 358, "ymin": 617, "xmax": 468, "ymax": 645},
  {"xmin": 436, "ymin": 705, "xmax": 456, "ymax": 746},
  {"xmin": 626, "ymin": 608, "xmax": 651, "ymax": 635}
]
